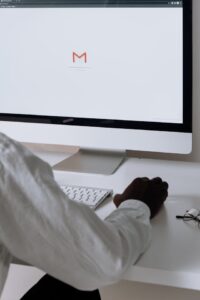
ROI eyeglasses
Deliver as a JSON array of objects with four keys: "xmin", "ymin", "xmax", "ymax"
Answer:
[{"xmin": 176, "ymin": 208, "xmax": 200, "ymax": 227}]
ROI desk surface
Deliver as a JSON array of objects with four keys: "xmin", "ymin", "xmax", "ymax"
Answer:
[{"xmin": 32, "ymin": 148, "xmax": 200, "ymax": 291}]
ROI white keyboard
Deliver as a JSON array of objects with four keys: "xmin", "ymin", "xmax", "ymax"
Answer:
[{"xmin": 60, "ymin": 184, "xmax": 113, "ymax": 209}]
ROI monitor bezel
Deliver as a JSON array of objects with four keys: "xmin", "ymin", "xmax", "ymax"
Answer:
[{"xmin": 0, "ymin": 0, "xmax": 192, "ymax": 133}]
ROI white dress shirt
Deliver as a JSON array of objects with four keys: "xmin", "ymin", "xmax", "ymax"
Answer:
[{"xmin": 0, "ymin": 133, "xmax": 151, "ymax": 296}]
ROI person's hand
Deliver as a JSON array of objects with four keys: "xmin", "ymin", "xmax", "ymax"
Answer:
[{"xmin": 113, "ymin": 177, "xmax": 168, "ymax": 218}]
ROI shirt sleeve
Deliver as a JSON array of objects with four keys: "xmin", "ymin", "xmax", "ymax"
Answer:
[{"xmin": 0, "ymin": 133, "xmax": 151, "ymax": 292}]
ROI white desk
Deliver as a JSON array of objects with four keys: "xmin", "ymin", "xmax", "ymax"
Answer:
[{"xmin": 15, "ymin": 149, "xmax": 200, "ymax": 291}]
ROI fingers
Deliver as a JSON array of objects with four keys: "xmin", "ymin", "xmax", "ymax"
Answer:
[
  {"xmin": 130, "ymin": 176, "xmax": 169, "ymax": 219},
  {"xmin": 151, "ymin": 177, "xmax": 168, "ymax": 189},
  {"xmin": 162, "ymin": 181, "xmax": 169, "ymax": 189},
  {"xmin": 135, "ymin": 177, "xmax": 168, "ymax": 189},
  {"xmin": 143, "ymin": 177, "xmax": 169, "ymax": 202},
  {"xmin": 151, "ymin": 177, "xmax": 162, "ymax": 184},
  {"xmin": 151, "ymin": 177, "xmax": 168, "ymax": 198},
  {"xmin": 141, "ymin": 177, "xmax": 149, "ymax": 181},
  {"xmin": 133, "ymin": 177, "xmax": 149, "ymax": 183},
  {"xmin": 161, "ymin": 188, "xmax": 168, "ymax": 201}
]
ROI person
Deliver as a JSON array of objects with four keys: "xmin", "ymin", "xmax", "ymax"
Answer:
[{"xmin": 0, "ymin": 133, "xmax": 168, "ymax": 299}]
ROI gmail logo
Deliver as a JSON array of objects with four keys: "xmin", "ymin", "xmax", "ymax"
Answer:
[{"xmin": 72, "ymin": 51, "xmax": 87, "ymax": 64}]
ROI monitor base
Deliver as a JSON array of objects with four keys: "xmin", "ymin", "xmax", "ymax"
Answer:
[{"xmin": 53, "ymin": 148, "xmax": 126, "ymax": 175}]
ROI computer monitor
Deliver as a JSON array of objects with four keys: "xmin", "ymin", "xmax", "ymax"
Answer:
[{"xmin": 0, "ymin": 0, "xmax": 192, "ymax": 174}]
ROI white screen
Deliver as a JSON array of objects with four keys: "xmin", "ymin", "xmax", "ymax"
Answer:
[{"xmin": 0, "ymin": 7, "xmax": 183, "ymax": 123}]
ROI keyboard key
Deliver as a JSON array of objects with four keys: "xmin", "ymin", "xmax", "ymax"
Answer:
[{"xmin": 60, "ymin": 184, "xmax": 113, "ymax": 209}]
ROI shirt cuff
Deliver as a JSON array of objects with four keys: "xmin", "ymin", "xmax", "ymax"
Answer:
[{"xmin": 118, "ymin": 199, "xmax": 151, "ymax": 219}]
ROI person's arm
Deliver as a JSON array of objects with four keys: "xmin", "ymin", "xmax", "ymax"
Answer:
[{"xmin": 0, "ymin": 133, "xmax": 167, "ymax": 291}]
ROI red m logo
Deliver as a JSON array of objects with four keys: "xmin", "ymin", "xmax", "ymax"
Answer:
[{"xmin": 72, "ymin": 52, "xmax": 87, "ymax": 63}]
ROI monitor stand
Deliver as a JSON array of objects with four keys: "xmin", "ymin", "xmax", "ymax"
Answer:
[{"xmin": 53, "ymin": 148, "xmax": 126, "ymax": 175}]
